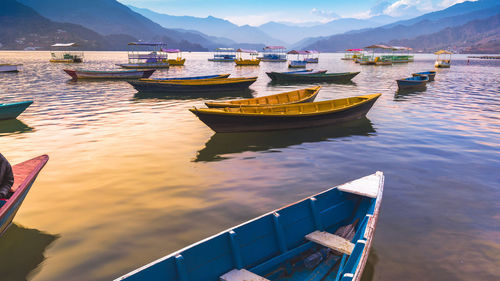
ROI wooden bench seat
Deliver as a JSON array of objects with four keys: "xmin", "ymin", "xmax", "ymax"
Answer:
[
  {"xmin": 220, "ymin": 269, "xmax": 269, "ymax": 281},
  {"xmin": 306, "ymin": 231, "xmax": 355, "ymax": 255}
]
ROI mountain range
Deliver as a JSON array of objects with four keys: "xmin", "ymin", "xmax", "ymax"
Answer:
[
  {"xmin": 1, "ymin": 0, "xmax": 498, "ymax": 53},
  {"xmin": 301, "ymin": 0, "xmax": 500, "ymax": 52}
]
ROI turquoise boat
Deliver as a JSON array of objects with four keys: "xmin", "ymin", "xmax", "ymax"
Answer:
[
  {"xmin": 0, "ymin": 101, "xmax": 33, "ymax": 120},
  {"xmin": 412, "ymin": 71, "xmax": 436, "ymax": 81},
  {"xmin": 116, "ymin": 172, "xmax": 385, "ymax": 281}
]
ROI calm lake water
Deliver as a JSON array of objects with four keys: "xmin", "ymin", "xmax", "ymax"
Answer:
[{"xmin": 0, "ymin": 51, "xmax": 499, "ymax": 281}]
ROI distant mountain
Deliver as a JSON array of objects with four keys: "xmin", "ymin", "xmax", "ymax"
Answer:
[
  {"xmin": 18, "ymin": 0, "xmax": 209, "ymax": 50},
  {"xmin": 388, "ymin": 14, "xmax": 500, "ymax": 53},
  {"xmin": 258, "ymin": 16, "xmax": 399, "ymax": 44},
  {"xmin": 0, "ymin": 0, "xmax": 134, "ymax": 50},
  {"xmin": 301, "ymin": 0, "xmax": 500, "ymax": 51},
  {"xmin": 128, "ymin": 6, "xmax": 285, "ymax": 46},
  {"xmin": 384, "ymin": 0, "xmax": 499, "ymax": 28}
]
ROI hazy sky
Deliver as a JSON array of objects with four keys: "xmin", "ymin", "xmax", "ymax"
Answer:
[{"xmin": 117, "ymin": 0, "xmax": 470, "ymax": 25}]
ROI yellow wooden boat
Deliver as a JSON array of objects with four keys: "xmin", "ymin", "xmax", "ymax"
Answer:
[
  {"xmin": 205, "ymin": 86, "xmax": 321, "ymax": 108},
  {"xmin": 434, "ymin": 50, "xmax": 452, "ymax": 68},
  {"xmin": 168, "ymin": 58, "xmax": 186, "ymax": 66},
  {"xmin": 191, "ymin": 93, "xmax": 381, "ymax": 132},
  {"xmin": 234, "ymin": 48, "xmax": 260, "ymax": 66}
]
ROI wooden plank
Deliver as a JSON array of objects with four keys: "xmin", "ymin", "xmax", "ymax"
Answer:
[
  {"xmin": 337, "ymin": 172, "xmax": 382, "ymax": 198},
  {"xmin": 306, "ymin": 231, "xmax": 354, "ymax": 255},
  {"xmin": 220, "ymin": 269, "xmax": 270, "ymax": 281}
]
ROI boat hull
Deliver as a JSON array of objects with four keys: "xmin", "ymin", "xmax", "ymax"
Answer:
[
  {"xmin": 397, "ymin": 78, "xmax": 428, "ymax": 90},
  {"xmin": 0, "ymin": 155, "xmax": 49, "ymax": 236},
  {"xmin": 0, "ymin": 101, "xmax": 33, "ymax": 120},
  {"xmin": 234, "ymin": 59, "xmax": 261, "ymax": 66},
  {"xmin": 192, "ymin": 96, "xmax": 379, "ymax": 133},
  {"xmin": 128, "ymin": 79, "xmax": 257, "ymax": 93},
  {"xmin": 168, "ymin": 59, "xmax": 186, "ymax": 66},
  {"xmin": 115, "ymin": 172, "xmax": 384, "ymax": 281},
  {"xmin": 208, "ymin": 59, "xmax": 235, "ymax": 62},
  {"xmin": 117, "ymin": 63, "xmax": 170, "ymax": 69},
  {"xmin": 0, "ymin": 64, "xmax": 22, "ymax": 72},
  {"xmin": 268, "ymin": 71, "xmax": 360, "ymax": 83},
  {"xmin": 63, "ymin": 69, "xmax": 155, "ymax": 80},
  {"xmin": 148, "ymin": 74, "xmax": 230, "ymax": 81}
]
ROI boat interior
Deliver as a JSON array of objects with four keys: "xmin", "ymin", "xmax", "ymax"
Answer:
[
  {"xmin": 221, "ymin": 87, "xmax": 320, "ymax": 106},
  {"xmin": 208, "ymin": 95, "xmax": 379, "ymax": 115},
  {"xmin": 120, "ymin": 173, "xmax": 382, "ymax": 281}
]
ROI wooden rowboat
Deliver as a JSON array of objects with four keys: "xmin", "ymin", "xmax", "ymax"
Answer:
[
  {"xmin": 266, "ymin": 70, "xmax": 327, "ymax": 80},
  {"xmin": 396, "ymin": 76, "xmax": 428, "ymax": 90},
  {"xmin": 191, "ymin": 94, "xmax": 381, "ymax": 133},
  {"xmin": 115, "ymin": 171, "xmax": 385, "ymax": 281},
  {"xmin": 63, "ymin": 69, "xmax": 156, "ymax": 80},
  {"xmin": 128, "ymin": 77, "xmax": 257, "ymax": 93},
  {"xmin": 144, "ymin": 74, "xmax": 230, "ymax": 81},
  {"xmin": 0, "ymin": 101, "xmax": 33, "ymax": 121},
  {"xmin": 205, "ymin": 86, "xmax": 321, "ymax": 108},
  {"xmin": 412, "ymin": 71, "xmax": 436, "ymax": 81},
  {"xmin": 0, "ymin": 155, "xmax": 49, "ymax": 236},
  {"xmin": 0, "ymin": 64, "xmax": 23, "ymax": 73},
  {"xmin": 268, "ymin": 71, "xmax": 360, "ymax": 83}
]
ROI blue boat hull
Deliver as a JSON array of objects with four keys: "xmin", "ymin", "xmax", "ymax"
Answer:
[
  {"xmin": 116, "ymin": 172, "xmax": 385, "ymax": 281},
  {"xmin": 0, "ymin": 101, "xmax": 33, "ymax": 120},
  {"xmin": 397, "ymin": 76, "xmax": 428, "ymax": 89}
]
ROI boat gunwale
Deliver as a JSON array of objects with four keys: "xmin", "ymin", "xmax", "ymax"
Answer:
[
  {"xmin": 192, "ymin": 93, "xmax": 382, "ymax": 117},
  {"xmin": 115, "ymin": 172, "xmax": 384, "ymax": 281},
  {"xmin": 137, "ymin": 77, "xmax": 258, "ymax": 85}
]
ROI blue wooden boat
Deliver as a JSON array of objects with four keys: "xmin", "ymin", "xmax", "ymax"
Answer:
[
  {"xmin": 0, "ymin": 155, "xmax": 49, "ymax": 236},
  {"xmin": 265, "ymin": 70, "xmax": 327, "ymax": 80},
  {"xmin": 0, "ymin": 101, "xmax": 33, "ymax": 121},
  {"xmin": 396, "ymin": 75, "xmax": 428, "ymax": 90},
  {"xmin": 115, "ymin": 172, "xmax": 385, "ymax": 281},
  {"xmin": 412, "ymin": 71, "xmax": 436, "ymax": 81}
]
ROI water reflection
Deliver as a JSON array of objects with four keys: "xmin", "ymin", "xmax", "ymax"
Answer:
[
  {"xmin": 360, "ymin": 248, "xmax": 379, "ymax": 281},
  {"xmin": 0, "ymin": 119, "xmax": 33, "ymax": 136},
  {"xmin": 195, "ymin": 117, "xmax": 376, "ymax": 162},
  {"xmin": 133, "ymin": 89, "xmax": 255, "ymax": 100},
  {"xmin": 394, "ymin": 87, "xmax": 428, "ymax": 101},
  {"xmin": 0, "ymin": 224, "xmax": 59, "ymax": 281}
]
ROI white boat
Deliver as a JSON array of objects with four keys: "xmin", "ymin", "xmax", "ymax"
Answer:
[{"xmin": 0, "ymin": 64, "xmax": 22, "ymax": 73}]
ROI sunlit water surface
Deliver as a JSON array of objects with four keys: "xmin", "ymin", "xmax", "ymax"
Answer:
[{"xmin": 0, "ymin": 51, "xmax": 499, "ymax": 281}]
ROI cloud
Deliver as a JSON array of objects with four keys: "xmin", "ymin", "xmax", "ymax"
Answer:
[
  {"xmin": 310, "ymin": 8, "xmax": 340, "ymax": 20},
  {"xmin": 369, "ymin": 1, "xmax": 392, "ymax": 16},
  {"xmin": 439, "ymin": 0, "xmax": 472, "ymax": 8},
  {"xmin": 383, "ymin": 0, "xmax": 434, "ymax": 17}
]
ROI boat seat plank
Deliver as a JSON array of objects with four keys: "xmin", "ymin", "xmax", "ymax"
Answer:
[
  {"xmin": 337, "ymin": 172, "xmax": 382, "ymax": 198},
  {"xmin": 220, "ymin": 269, "xmax": 270, "ymax": 281},
  {"xmin": 305, "ymin": 231, "xmax": 354, "ymax": 255}
]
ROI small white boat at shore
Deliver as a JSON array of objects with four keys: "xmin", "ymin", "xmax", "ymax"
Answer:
[{"xmin": 0, "ymin": 64, "xmax": 22, "ymax": 73}]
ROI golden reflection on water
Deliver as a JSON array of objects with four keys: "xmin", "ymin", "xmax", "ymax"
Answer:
[{"xmin": 0, "ymin": 51, "xmax": 499, "ymax": 281}]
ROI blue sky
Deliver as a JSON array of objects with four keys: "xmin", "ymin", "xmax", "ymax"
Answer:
[{"xmin": 118, "ymin": 0, "xmax": 469, "ymax": 25}]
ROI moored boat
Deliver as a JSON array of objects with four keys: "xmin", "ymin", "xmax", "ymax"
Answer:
[
  {"xmin": 164, "ymin": 49, "xmax": 186, "ymax": 66},
  {"xmin": 208, "ymin": 48, "xmax": 237, "ymax": 62},
  {"xmin": 412, "ymin": 71, "xmax": 436, "ymax": 81},
  {"xmin": 50, "ymin": 43, "xmax": 83, "ymax": 63},
  {"xmin": 117, "ymin": 42, "xmax": 170, "ymax": 69},
  {"xmin": 145, "ymin": 74, "xmax": 230, "ymax": 81},
  {"xmin": 287, "ymin": 50, "xmax": 308, "ymax": 68},
  {"xmin": 434, "ymin": 50, "xmax": 452, "ymax": 68},
  {"xmin": 191, "ymin": 93, "xmax": 381, "ymax": 133},
  {"xmin": 258, "ymin": 46, "xmax": 287, "ymax": 62},
  {"xmin": 265, "ymin": 69, "xmax": 326, "ymax": 80},
  {"xmin": 115, "ymin": 171, "xmax": 385, "ymax": 281},
  {"xmin": 234, "ymin": 49, "xmax": 261, "ymax": 66},
  {"xmin": 0, "ymin": 101, "xmax": 33, "ymax": 121},
  {"xmin": 205, "ymin": 86, "xmax": 321, "ymax": 108},
  {"xmin": 0, "ymin": 64, "xmax": 23, "ymax": 73},
  {"xmin": 128, "ymin": 77, "xmax": 257, "ymax": 93},
  {"xmin": 63, "ymin": 69, "xmax": 156, "ymax": 80},
  {"xmin": 268, "ymin": 71, "xmax": 360, "ymax": 84},
  {"xmin": 396, "ymin": 75, "xmax": 428, "ymax": 90},
  {"xmin": 0, "ymin": 155, "xmax": 49, "ymax": 236}
]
